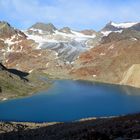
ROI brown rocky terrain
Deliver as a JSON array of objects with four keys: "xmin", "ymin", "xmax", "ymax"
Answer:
[
  {"xmin": 0, "ymin": 21, "xmax": 140, "ymax": 88},
  {"xmin": 1, "ymin": 113, "xmax": 140, "ymax": 140},
  {"xmin": 4, "ymin": 49, "xmax": 70, "ymax": 76},
  {"xmin": 0, "ymin": 21, "xmax": 140, "ymax": 139},
  {"xmin": 0, "ymin": 21, "xmax": 72, "ymax": 78},
  {"xmin": 80, "ymin": 29, "xmax": 96, "ymax": 36},
  {"xmin": 71, "ymin": 29, "xmax": 140, "ymax": 88}
]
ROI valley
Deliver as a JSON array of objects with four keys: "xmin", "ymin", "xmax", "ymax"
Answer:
[
  {"xmin": 1, "ymin": 0, "xmax": 140, "ymax": 138},
  {"xmin": 0, "ymin": 21, "xmax": 140, "ymax": 90},
  {"xmin": 0, "ymin": 20, "xmax": 140, "ymax": 139}
]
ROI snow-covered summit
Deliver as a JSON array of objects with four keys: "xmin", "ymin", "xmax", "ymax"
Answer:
[
  {"xmin": 28, "ymin": 22, "xmax": 57, "ymax": 34},
  {"xmin": 24, "ymin": 23, "xmax": 97, "ymax": 62},
  {"xmin": 101, "ymin": 21, "xmax": 139, "ymax": 36},
  {"xmin": 25, "ymin": 23, "xmax": 96, "ymax": 45},
  {"xmin": 110, "ymin": 22, "xmax": 138, "ymax": 29}
]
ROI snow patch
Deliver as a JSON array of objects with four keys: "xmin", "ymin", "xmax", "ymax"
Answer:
[
  {"xmin": 55, "ymin": 52, "xmax": 58, "ymax": 56},
  {"xmin": 92, "ymin": 75, "xmax": 96, "ymax": 77},
  {"xmin": 26, "ymin": 29, "xmax": 96, "ymax": 46},
  {"xmin": 30, "ymin": 28, "xmax": 44, "ymax": 34},
  {"xmin": 5, "ymin": 59, "xmax": 9, "ymax": 63},
  {"xmin": 4, "ymin": 35, "xmax": 22, "ymax": 52},
  {"xmin": 108, "ymin": 44, "xmax": 114, "ymax": 50},
  {"xmin": 131, "ymin": 38, "xmax": 137, "ymax": 41},
  {"xmin": 26, "ymin": 34, "xmax": 59, "ymax": 49},
  {"xmin": 101, "ymin": 31, "xmax": 112, "ymax": 36},
  {"xmin": 29, "ymin": 69, "xmax": 33, "ymax": 73},
  {"xmin": 2, "ymin": 98, "xmax": 7, "ymax": 101},
  {"xmin": 111, "ymin": 22, "xmax": 138, "ymax": 28},
  {"xmin": 71, "ymin": 61, "xmax": 74, "ymax": 64},
  {"xmin": 38, "ymin": 53, "xmax": 42, "ymax": 56},
  {"xmin": 46, "ymin": 63, "xmax": 49, "ymax": 67},
  {"xmin": 0, "ymin": 38, "xmax": 4, "ymax": 41},
  {"xmin": 66, "ymin": 61, "xmax": 70, "ymax": 64},
  {"xmin": 101, "ymin": 30, "xmax": 123, "ymax": 36},
  {"xmin": 100, "ymin": 53, "xmax": 105, "ymax": 56}
]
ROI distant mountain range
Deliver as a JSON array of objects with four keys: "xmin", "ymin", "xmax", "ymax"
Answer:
[{"xmin": 0, "ymin": 21, "xmax": 140, "ymax": 88}]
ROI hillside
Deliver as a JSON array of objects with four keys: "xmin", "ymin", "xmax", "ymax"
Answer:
[
  {"xmin": 0, "ymin": 63, "xmax": 50, "ymax": 101},
  {"xmin": 71, "ymin": 22, "xmax": 140, "ymax": 88},
  {"xmin": 0, "ymin": 21, "xmax": 140, "ymax": 88}
]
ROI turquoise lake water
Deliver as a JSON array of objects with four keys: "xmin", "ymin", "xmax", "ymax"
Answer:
[{"xmin": 0, "ymin": 80, "xmax": 140, "ymax": 122}]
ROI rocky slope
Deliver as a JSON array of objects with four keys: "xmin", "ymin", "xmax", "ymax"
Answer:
[
  {"xmin": 25, "ymin": 22, "xmax": 98, "ymax": 62},
  {"xmin": 0, "ymin": 63, "xmax": 51, "ymax": 101},
  {"xmin": 101, "ymin": 21, "xmax": 139, "ymax": 36},
  {"xmin": 0, "ymin": 21, "xmax": 101, "ymax": 78},
  {"xmin": 1, "ymin": 113, "xmax": 140, "ymax": 139},
  {"xmin": 120, "ymin": 64, "xmax": 140, "ymax": 87},
  {"xmin": 0, "ymin": 22, "xmax": 68, "ymax": 77},
  {"xmin": 0, "ymin": 21, "xmax": 140, "ymax": 88},
  {"xmin": 71, "ymin": 22, "xmax": 140, "ymax": 88}
]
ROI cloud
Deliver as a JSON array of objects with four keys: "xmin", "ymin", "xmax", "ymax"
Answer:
[{"xmin": 0, "ymin": 0, "xmax": 140, "ymax": 30}]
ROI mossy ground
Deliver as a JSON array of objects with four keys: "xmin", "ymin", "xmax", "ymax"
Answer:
[{"xmin": 0, "ymin": 70, "xmax": 52, "ymax": 101}]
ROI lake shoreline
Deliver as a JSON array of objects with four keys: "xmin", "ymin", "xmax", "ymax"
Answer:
[
  {"xmin": 1, "ymin": 79, "xmax": 140, "ymax": 122},
  {"xmin": 0, "ymin": 113, "xmax": 140, "ymax": 139},
  {"xmin": 1, "ymin": 77, "xmax": 140, "ymax": 102}
]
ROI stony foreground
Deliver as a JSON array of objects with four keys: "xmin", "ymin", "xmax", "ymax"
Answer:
[{"xmin": 0, "ymin": 113, "xmax": 140, "ymax": 140}]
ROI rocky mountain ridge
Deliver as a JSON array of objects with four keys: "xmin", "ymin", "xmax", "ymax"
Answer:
[
  {"xmin": 25, "ymin": 22, "xmax": 98, "ymax": 62},
  {"xmin": 71, "ymin": 21, "xmax": 140, "ymax": 88},
  {"xmin": 0, "ymin": 21, "xmax": 140, "ymax": 88}
]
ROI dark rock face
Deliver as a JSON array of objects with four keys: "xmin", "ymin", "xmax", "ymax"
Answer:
[
  {"xmin": 0, "ymin": 63, "xmax": 7, "ymax": 71},
  {"xmin": 129, "ymin": 23, "xmax": 140, "ymax": 31},
  {"xmin": 0, "ymin": 21, "xmax": 16, "ymax": 37},
  {"xmin": 30, "ymin": 22, "xmax": 57, "ymax": 33},
  {"xmin": 0, "ymin": 21, "xmax": 26, "ymax": 39},
  {"xmin": 101, "ymin": 21, "xmax": 121, "ymax": 32},
  {"xmin": 0, "ymin": 63, "xmax": 28, "ymax": 80}
]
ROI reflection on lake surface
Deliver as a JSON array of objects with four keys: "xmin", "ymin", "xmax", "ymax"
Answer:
[{"xmin": 0, "ymin": 80, "xmax": 140, "ymax": 122}]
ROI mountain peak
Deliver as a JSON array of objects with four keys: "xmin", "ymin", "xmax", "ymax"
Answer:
[
  {"xmin": 101, "ymin": 21, "xmax": 139, "ymax": 36},
  {"xmin": 80, "ymin": 29, "xmax": 96, "ymax": 35},
  {"xmin": 110, "ymin": 22, "xmax": 138, "ymax": 28},
  {"xmin": 30, "ymin": 22, "xmax": 57, "ymax": 33},
  {"xmin": 59, "ymin": 27, "xmax": 72, "ymax": 33},
  {"xmin": 0, "ymin": 21, "xmax": 16, "ymax": 37},
  {"xmin": 0, "ymin": 21, "xmax": 11, "ymax": 28}
]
